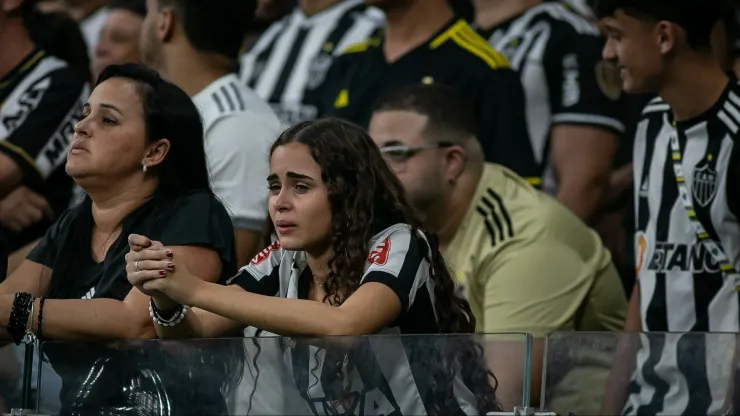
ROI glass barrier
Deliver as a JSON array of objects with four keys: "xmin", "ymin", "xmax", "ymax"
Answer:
[
  {"xmin": 0, "ymin": 343, "xmax": 31, "ymax": 414},
  {"xmin": 32, "ymin": 333, "xmax": 531, "ymax": 415},
  {"xmin": 541, "ymin": 332, "xmax": 738, "ymax": 416}
]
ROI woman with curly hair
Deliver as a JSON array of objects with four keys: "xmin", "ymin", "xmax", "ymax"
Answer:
[{"xmin": 126, "ymin": 117, "xmax": 500, "ymax": 415}]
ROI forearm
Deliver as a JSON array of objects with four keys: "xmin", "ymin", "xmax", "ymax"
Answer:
[
  {"xmin": 556, "ymin": 174, "xmax": 607, "ymax": 222},
  {"xmin": 154, "ymin": 306, "xmax": 206, "ymax": 339},
  {"xmin": 190, "ymin": 282, "xmax": 351, "ymax": 336},
  {"xmin": 0, "ymin": 295, "xmax": 156, "ymax": 341}
]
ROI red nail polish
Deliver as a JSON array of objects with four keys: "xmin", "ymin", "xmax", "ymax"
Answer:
[
  {"xmin": 166, "ymin": 251, "xmax": 173, "ymax": 258},
  {"xmin": 159, "ymin": 271, "xmax": 166, "ymax": 276},
  {"xmin": 167, "ymin": 263, "xmax": 175, "ymax": 269}
]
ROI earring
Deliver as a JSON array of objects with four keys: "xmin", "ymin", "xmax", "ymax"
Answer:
[{"xmin": 142, "ymin": 162, "xmax": 148, "ymax": 173}]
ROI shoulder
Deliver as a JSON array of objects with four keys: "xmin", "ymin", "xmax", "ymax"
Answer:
[
  {"xmin": 338, "ymin": 36, "xmax": 382, "ymax": 56},
  {"xmin": 3, "ymin": 55, "xmax": 87, "ymax": 111},
  {"xmin": 159, "ymin": 189, "xmax": 230, "ymax": 221},
  {"xmin": 28, "ymin": 55, "xmax": 88, "ymax": 96},
  {"xmin": 431, "ymin": 19, "xmax": 510, "ymax": 70},
  {"xmin": 208, "ymin": 111, "xmax": 281, "ymax": 145},
  {"xmin": 366, "ymin": 224, "xmax": 429, "ymax": 271},
  {"xmin": 527, "ymin": 2, "xmax": 600, "ymax": 37},
  {"xmin": 468, "ymin": 168, "xmax": 519, "ymax": 248},
  {"xmin": 640, "ymin": 96, "xmax": 670, "ymax": 117}
]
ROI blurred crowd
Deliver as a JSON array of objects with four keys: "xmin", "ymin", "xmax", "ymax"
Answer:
[{"xmin": 0, "ymin": 0, "xmax": 738, "ymax": 415}]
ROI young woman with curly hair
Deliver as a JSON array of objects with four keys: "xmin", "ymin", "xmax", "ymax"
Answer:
[{"xmin": 126, "ymin": 117, "xmax": 500, "ymax": 415}]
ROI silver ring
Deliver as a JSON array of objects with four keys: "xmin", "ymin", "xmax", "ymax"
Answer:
[{"xmin": 134, "ymin": 260, "xmax": 141, "ymax": 272}]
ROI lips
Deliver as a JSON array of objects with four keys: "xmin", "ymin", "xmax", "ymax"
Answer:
[
  {"xmin": 274, "ymin": 219, "xmax": 297, "ymax": 234},
  {"xmin": 69, "ymin": 140, "xmax": 88, "ymax": 154}
]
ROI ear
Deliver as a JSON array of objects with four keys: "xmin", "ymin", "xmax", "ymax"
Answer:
[
  {"xmin": 442, "ymin": 144, "xmax": 467, "ymax": 184},
  {"xmin": 143, "ymin": 139, "xmax": 171, "ymax": 169},
  {"xmin": 656, "ymin": 21, "xmax": 678, "ymax": 55},
  {"xmin": 158, "ymin": 7, "xmax": 176, "ymax": 42}
]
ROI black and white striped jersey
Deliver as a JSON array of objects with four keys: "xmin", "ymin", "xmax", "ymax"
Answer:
[
  {"xmin": 192, "ymin": 74, "xmax": 282, "ymax": 232},
  {"xmin": 0, "ymin": 49, "xmax": 89, "ymax": 251},
  {"xmin": 227, "ymin": 223, "xmax": 481, "ymax": 415},
  {"xmin": 626, "ymin": 80, "xmax": 740, "ymax": 415},
  {"xmin": 239, "ymin": 0, "xmax": 383, "ymax": 126},
  {"xmin": 477, "ymin": 2, "xmax": 625, "ymax": 195}
]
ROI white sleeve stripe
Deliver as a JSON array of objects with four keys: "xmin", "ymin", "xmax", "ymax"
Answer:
[
  {"xmin": 551, "ymin": 113, "xmax": 625, "ymax": 132},
  {"xmin": 643, "ymin": 104, "xmax": 670, "ymax": 115}
]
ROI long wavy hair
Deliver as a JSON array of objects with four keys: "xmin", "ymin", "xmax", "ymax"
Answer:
[{"xmin": 248, "ymin": 118, "xmax": 500, "ymax": 415}]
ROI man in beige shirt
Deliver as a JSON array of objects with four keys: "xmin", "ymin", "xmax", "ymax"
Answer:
[{"xmin": 368, "ymin": 83, "xmax": 627, "ymax": 410}]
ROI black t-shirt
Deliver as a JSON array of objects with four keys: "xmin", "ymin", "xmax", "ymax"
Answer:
[
  {"xmin": 28, "ymin": 189, "xmax": 238, "ymax": 414},
  {"xmin": 312, "ymin": 18, "xmax": 540, "ymax": 181},
  {"xmin": 0, "ymin": 49, "xmax": 89, "ymax": 252}
]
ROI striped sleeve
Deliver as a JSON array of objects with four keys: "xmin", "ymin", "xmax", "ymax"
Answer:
[
  {"xmin": 545, "ymin": 23, "xmax": 626, "ymax": 134},
  {"xmin": 360, "ymin": 227, "xmax": 428, "ymax": 313},
  {"xmin": 226, "ymin": 241, "xmax": 283, "ymax": 296}
]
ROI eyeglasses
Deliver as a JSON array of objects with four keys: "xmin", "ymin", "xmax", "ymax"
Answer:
[{"xmin": 379, "ymin": 142, "xmax": 454, "ymax": 173}]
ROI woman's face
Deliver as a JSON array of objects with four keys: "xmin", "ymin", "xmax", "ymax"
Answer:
[
  {"xmin": 93, "ymin": 10, "xmax": 144, "ymax": 80},
  {"xmin": 268, "ymin": 142, "xmax": 333, "ymax": 253},
  {"xmin": 66, "ymin": 77, "xmax": 150, "ymax": 184}
]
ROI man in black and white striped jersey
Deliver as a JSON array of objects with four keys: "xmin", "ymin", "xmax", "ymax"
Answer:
[
  {"xmin": 240, "ymin": 0, "xmax": 383, "ymax": 126},
  {"xmin": 474, "ymin": 0, "xmax": 626, "ymax": 222},
  {"xmin": 140, "ymin": 0, "xmax": 282, "ymax": 267},
  {"xmin": 595, "ymin": 0, "xmax": 740, "ymax": 414}
]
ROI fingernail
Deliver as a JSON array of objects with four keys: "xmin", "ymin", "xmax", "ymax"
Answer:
[
  {"xmin": 167, "ymin": 263, "xmax": 175, "ymax": 269},
  {"xmin": 166, "ymin": 251, "xmax": 173, "ymax": 258},
  {"xmin": 159, "ymin": 271, "xmax": 166, "ymax": 276}
]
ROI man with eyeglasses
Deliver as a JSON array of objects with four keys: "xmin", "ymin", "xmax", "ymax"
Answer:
[{"xmin": 368, "ymin": 83, "xmax": 627, "ymax": 411}]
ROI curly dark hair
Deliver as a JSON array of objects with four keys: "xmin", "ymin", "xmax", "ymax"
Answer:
[{"xmin": 248, "ymin": 118, "xmax": 501, "ymax": 415}]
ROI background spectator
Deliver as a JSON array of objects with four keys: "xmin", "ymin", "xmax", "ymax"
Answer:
[
  {"xmin": 475, "ymin": 0, "xmax": 626, "ymax": 225},
  {"xmin": 140, "ymin": 0, "xmax": 282, "ymax": 267},
  {"xmin": 92, "ymin": 0, "xmax": 145, "ymax": 80},
  {"xmin": 0, "ymin": 0, "xmax": 89, "ymax": 275},
  {"xmin": 240, "ymin": 0, "xmax": 382, "ymax": 126},
  {"xmin": 314, "ymin": 0, "xmax": 541, "ymax": 182},
  {"xmin": 369, "ymin": 83, "xmax": 627, "ymax": 409}
]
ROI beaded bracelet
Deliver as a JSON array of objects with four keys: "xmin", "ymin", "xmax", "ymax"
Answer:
[
  {"xmin": 37, "ymin": 297, "xmax": 46, "ymax": 341},
  {"xmin": 8, "ymin": 293, "xmax": 34, "ymax": 345},
  {"xmin": 148, "ymin": 298, "xmax": 187, "ymax": 327}
]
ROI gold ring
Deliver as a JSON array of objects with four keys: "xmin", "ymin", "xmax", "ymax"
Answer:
[{"xmin": 134, "ymin": 260, "xmax": 141, "ymax": 272}]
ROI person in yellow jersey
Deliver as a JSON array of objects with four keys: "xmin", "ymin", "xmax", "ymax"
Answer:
[{"xmin": 368, "ymin": 83, "xmax": 627, "ymax": 411}]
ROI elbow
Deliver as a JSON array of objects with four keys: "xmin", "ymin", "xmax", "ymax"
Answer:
[{"xmin": 128, "ymin": 319, "xmax": 159, "ymax": 340}]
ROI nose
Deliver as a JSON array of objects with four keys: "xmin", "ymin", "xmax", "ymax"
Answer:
[
  {"xmin": 94, "ymin": 42, "xmax": 108, "ymax": 60},
  {"xmin": 271, "ymin": 188, "xmax": 292, "ymax": 212},
  {"xmin": 602, "ymin": 38, "xmax": 617, "ymax": 62},
  {"xmin": 74, "ymin": 117, "xmax": 92, "ymax": 138}
]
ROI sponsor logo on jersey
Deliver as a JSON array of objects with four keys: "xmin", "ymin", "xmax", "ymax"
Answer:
[
  {"xmin": 636, "ymin": 236, "xmax": 721, "ymax": 274},
  {"xmin": 368, "ymin": 237, "xmax": 391, "ymax": 265},
  {"xmin": 1, "ymin": 76, "xmax": 51, "ymax": 132},
  {"xmin": 251, "ymin": 241, "xmax": 281, "ymax": 265}
]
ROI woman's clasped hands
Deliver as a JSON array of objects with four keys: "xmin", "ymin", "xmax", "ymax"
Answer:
[{"xmin": 125, "ymin": 234, "xmax": 202, "ymax": 306}]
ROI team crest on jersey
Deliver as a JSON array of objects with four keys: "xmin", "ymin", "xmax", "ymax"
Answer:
[
  {"xmin": 251, "ymin": 241, "xmax": 281, "ymax": 265},
  {"xmin": 692, "ymin": 161, "xmax": 719, "ymax": 207},
  {"xmin": 368, "ymin": 237, "xmax": 391, "ymax": 265},
  {"xmin": 306, "ymin": 52, "xmax": 334, "ymax": 90},
  {"xmin": 595, "ymin": 60, "xmax": 622, "ymax": 101},
  {"xmin": 498, "ymin": 37, "xmax": 521, "ymax": 61}
]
